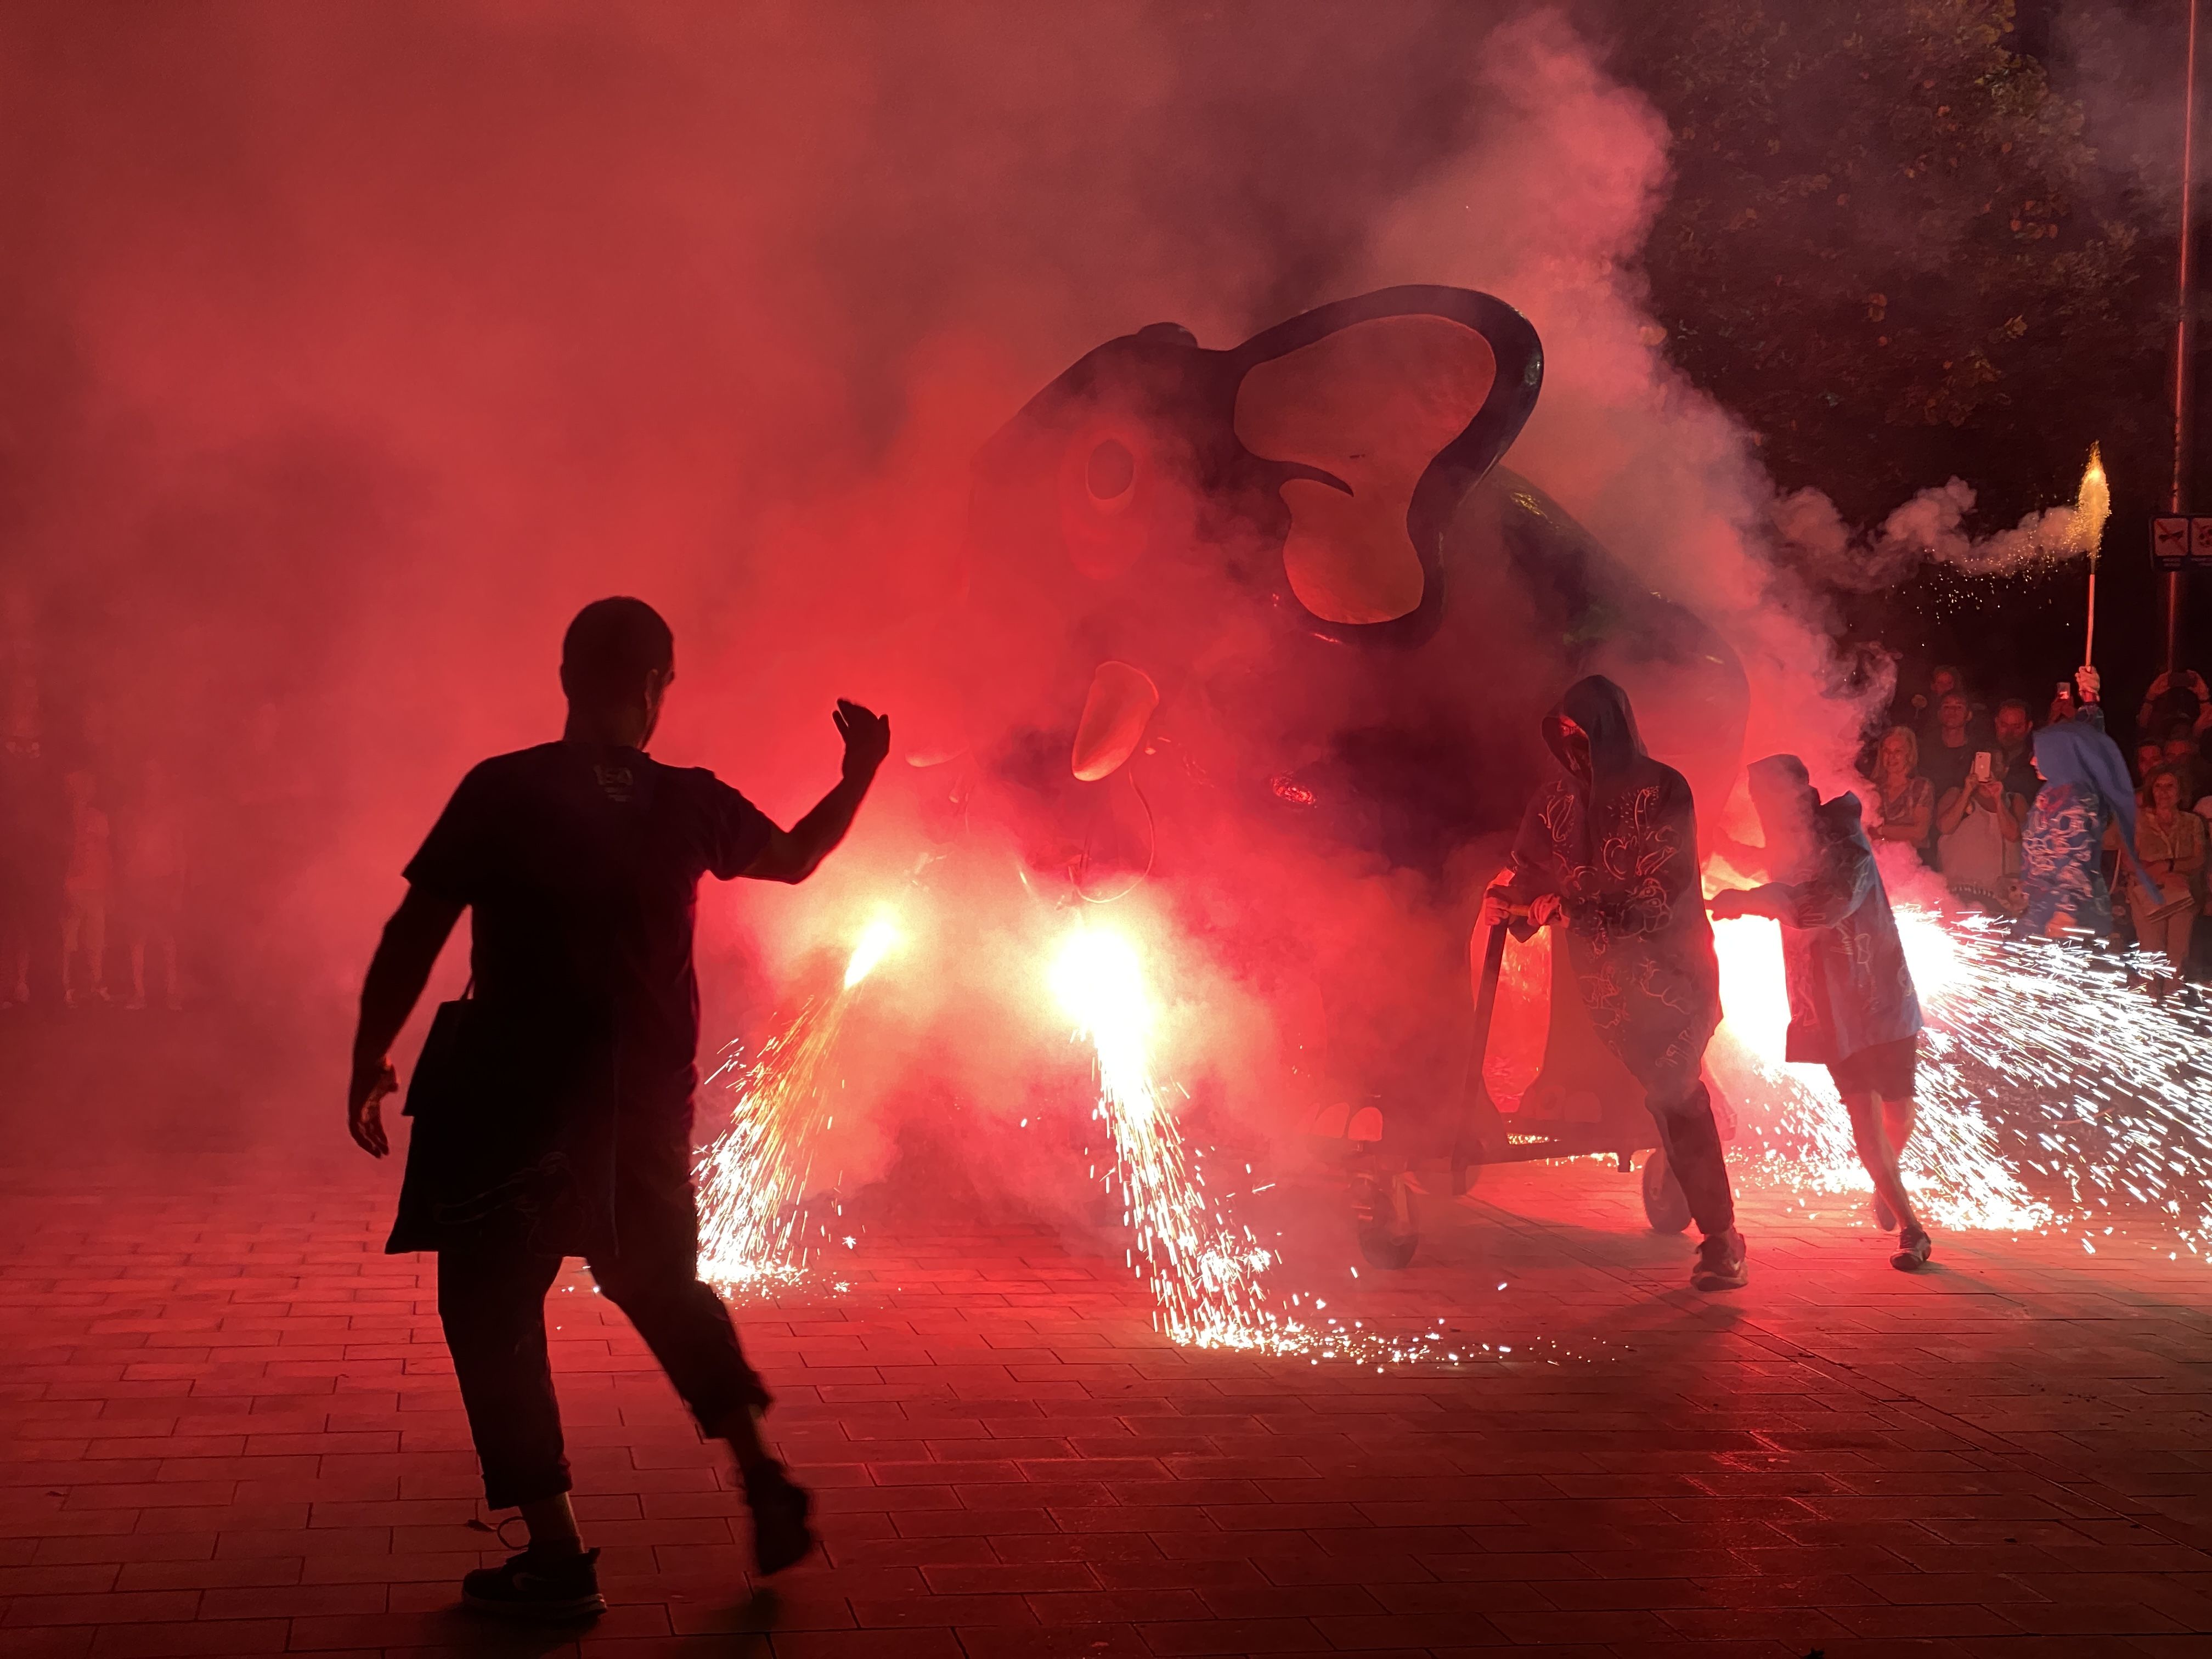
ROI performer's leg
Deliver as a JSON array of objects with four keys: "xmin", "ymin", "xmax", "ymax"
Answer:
[
  {"xmin": 586, "ymin": 1206, "xmax": 772, "ymax": 1441},
  {"xmin": 1843, "ymin": 1090, "xmax": 1919, "ymax": 1236},
  {"xmin": 1882, "ymin": 1093, "xmax": 1917, "ymax": 1158},
  {"xmin": 436, "ymin": 1232, "xmax": 571, "ymax": 1511},
  {"xmin": 1649, "ymin": 1081, "xmax": 1735, "ymax": 1238},
  {"xmin": 590, "ymin": 1120, "xmax": 811, "ymax": 1573}
]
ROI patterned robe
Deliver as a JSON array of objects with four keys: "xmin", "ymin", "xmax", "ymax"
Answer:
[
  {"xmin": 1767, "ymin": 792, "xmax": 1923, "ymax": 1065},
  {"xmin": 1505, "ymin": 678, "xmax": 1719, "ymax": 1101},
  {"xmin": 2018, "ymin": 781, "xmax": 2113, "ymax": 937}
]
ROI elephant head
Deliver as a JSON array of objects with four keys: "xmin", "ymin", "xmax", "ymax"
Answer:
[{"xmin": 958, "ymin": 286, "xmax": 1747, "ymax": 883}]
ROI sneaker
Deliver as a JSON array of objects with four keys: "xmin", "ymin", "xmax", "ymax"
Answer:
[
  {"xmin": 743, "ymin": 1459, "xmax": 816, "ymax": 1575},
  {"xmin": 1890, "ymin": 1227, "xmax": 1933, "ymax": 1272},
  {"xmin": 460, "ymin": 1545, "xmax": 605, "ymax": 1622},
  {"xmin": 1690, "ymin": 1227, "xmax": 1748, "ymax": 1291},
  {"xmin": 1871, "ymin": 1193, "xmax": 1896, "ymax": 1231}
]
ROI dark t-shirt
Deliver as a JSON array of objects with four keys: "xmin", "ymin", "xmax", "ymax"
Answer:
[
  {"xmin": 404, "ymin": 742, "xmax": 774, "ymax": 1112},
  {"xmin": 1920, "ymin": 731, "xmax": 1982, "ymax": 816}
]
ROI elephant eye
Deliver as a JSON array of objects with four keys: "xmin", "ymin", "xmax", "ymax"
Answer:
[{"xmin": 1085, "ymin": 439, "xmax": 1135, "ymax": 501}]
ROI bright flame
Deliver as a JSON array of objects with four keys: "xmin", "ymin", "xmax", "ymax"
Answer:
[
  {"xmin": 2075, "ymin": 443, "xmax": 2109, "ymax": 563},
  {"xmin": 844, "ymin": 912, "xmax": 902, "ymax": 988}
]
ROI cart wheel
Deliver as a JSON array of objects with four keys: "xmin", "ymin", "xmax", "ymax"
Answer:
[
  {"xmin": 1640, "ymin": 1148, "xmax": 1691, "ymax": 1234},
  {"xmin": 1357, "ymin": 1223, "xmax": 1419, "ymax": 1268},
  {"xmin": 1350, "ymin": 1166, "xmax": 1419, "ymax": 1268}
]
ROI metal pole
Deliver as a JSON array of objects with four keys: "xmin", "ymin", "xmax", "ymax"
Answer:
[{"xmin": 2170, "ymin": 0, "xmax": 2201, "ymax": 672}]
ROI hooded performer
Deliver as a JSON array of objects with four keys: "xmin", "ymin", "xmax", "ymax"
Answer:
[
  {"xmin": 1480, "ymin": 675, "xmax": 1745, "ymax": 1291},
  {"xmin": 2019, "ymin": 702, "xmax": 2157, "ymax": 943},
  {"xmin": 1707, "ymin": 755, "xmax": 1933, "ymax": 1271}
]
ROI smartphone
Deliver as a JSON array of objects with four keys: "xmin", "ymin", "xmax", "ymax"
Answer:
[
  {"xmin": 1973, "ymin": 751, "xmax": 1993, "ymax": 781},
  {"xmin": 2056, "ymin": 680, "xmax": 2073, "ymax": 699}
]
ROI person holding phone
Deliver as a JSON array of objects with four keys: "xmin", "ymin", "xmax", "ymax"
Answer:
[
  {"xmin": 1917, "ymin": 691, "xmax": 1981, "ymax": 844},
  {"xmin": 1933, "ymin": 743, "xmax": 2022, "ymax": 914},
  {"xmin": 2138, "ymin": 668, "xmax": 2210, "ymax": 737}
]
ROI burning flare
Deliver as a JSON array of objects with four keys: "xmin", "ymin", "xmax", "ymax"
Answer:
[{"xmin": 2074, "ymin": 444, "xmax": 2110, "ymax": 561}]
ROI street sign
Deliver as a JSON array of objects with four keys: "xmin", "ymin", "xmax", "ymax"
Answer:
[
  {"xmin": 2194, "ymin": 518, "xmax": 2212, "ymax": 563},
  {"xmin": 2154, "ymin": 517, "xmax": 2191, "ymax": 569}
]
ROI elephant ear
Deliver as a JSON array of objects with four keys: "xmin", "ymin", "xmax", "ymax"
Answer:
[{"xmin": 1228, "ymin": 287, "xmax": 1542, "ymax": 644}]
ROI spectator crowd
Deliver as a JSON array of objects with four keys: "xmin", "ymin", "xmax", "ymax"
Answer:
[
  {"xmin": 1, "ymin": 602, "xmax": 187, "ymax": 1014},
  {"xmin": 1868, "ymin": 658, "xmax": 2212, "ymax": 995}
]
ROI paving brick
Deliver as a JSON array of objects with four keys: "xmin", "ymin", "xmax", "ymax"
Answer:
[{"xmin": 8, "ymin": 1156, "xmax": 2212, "ymax": 1656}]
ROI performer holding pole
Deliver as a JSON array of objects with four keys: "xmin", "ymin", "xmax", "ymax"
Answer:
[
  {"xmin": 1479, "ymin": 676, "xmax": 1745, "ymax": 1291},
  {"xmin": 1707, "ymin": 755, "xmax": 1931, "ymax": 1270}
]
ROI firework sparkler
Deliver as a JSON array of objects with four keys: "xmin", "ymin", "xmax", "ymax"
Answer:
[
  {"xmin": 1049, "ymin": 924, "xmax": 1282, "ymax": 1346},
  {"xmin": 694, "ymin": 913, "xmax": 901, "ymax": 1288},
  {"xmin": 1713, "ymin": 900, "xmax": 2212, "ymax": 1259}
]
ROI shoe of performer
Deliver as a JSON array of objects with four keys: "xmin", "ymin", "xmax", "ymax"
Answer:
[
  {"xmin": 1890, "ymin": 1227, "xmax": 1933, "ymax": 1272},
  {"xmin": 1871, "ymin": 1193, "xmax": 1896, "ymax": 1231},
  {"xmin": 461, "ymin": 1545, "xmax": 605, "ymax": 1622},
  {"xmin": 1690, "ymin": 1227, "xmax": 1749, "ymax": 1292},
  {"xmin": 744, "ymin": 1458, "xmax": 816, "ymax": 1575}
]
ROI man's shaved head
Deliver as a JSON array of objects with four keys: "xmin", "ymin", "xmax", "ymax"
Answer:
[{"xmin": 561, "ymin": 596, "xmax": 674, "ymax": 703}]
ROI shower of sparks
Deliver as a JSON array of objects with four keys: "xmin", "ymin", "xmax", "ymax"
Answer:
[
  {"xmin": 695, "ymin": 913, "xmax": 900, "ymax": 1290},
  {"xmin": 1043, "ymin": 923, "xmax": 1522, "ymax": 1368},
  {"xmin": 1049, "ymin": 923, "xmax": 1283, "ymax": 1347},
  {"xmin": 1712, "ymin": 901, "xmax": 2212, "ymax": 1257}
]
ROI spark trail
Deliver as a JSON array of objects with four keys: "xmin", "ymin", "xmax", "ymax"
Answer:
[
  {"xmin": 694, "ymin": 914, "xmax": 900, "ymax": 1289},
  {"xmin": 1713, "ymin": 902, "xmax": 2212, "ymax": 1256},
  {"xmin": 1051, "ymin": 924, "xmax": 1281, "ymax": 1347}
]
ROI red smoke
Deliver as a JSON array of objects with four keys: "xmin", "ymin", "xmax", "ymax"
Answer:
[{"xmin": 0, "ymin": 3, "xmax": 1880, "ymax": 1183}]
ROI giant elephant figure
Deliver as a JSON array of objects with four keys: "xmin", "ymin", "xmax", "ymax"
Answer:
[{"xmin": 951, "ymin": 286, "xmax": 1749, "ymax": 1160}]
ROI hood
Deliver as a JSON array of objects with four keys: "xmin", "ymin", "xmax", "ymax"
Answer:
[
  {"xmin": 1544, "ymin": 674, "xmax": 1646, "ymax": 794},
  {"xmin": 1747, "ymin": 752, "xmax": 1847, "ymax": 859},
  {"xmin": 2033, "ymin": 718, "xmax": 2157, "ymax": 891},
  {"xmin": 1819, "ymin": 790, "xmax": 1869, "ymax": 836}
]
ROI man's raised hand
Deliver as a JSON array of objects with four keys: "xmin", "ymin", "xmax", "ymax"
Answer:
[{"xmin": 834, "ymin": 699, "xmax": 891, "ymax": 783}]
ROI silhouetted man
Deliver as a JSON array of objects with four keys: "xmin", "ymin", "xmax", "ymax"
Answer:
[
  {"xmin": 347, "ymin": 597, "xmax": 888, "ymax": 1621},
  {"xmin": 1481, "ymin": 676, "xmax": 1745, "ymax": 1291}
]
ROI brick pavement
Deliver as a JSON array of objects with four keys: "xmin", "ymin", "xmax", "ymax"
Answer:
[{"xmin": 4, "ymin": 1148, "xmax": 2210, "ymax": 1658}]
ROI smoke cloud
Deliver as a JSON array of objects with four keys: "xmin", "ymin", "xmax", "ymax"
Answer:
[
  {"xmin": 1772, "ymin": 476, "xmax": 2096, "ymax": 591},
  {"xmin": 0, "ymin": 2, "xmax": 1898, "ymax": 1193}
]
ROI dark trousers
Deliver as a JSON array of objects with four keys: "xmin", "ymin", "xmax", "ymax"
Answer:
[
  {"xmin": 436, "ymin": 1131, "xmax": 769, "ymax": 1509},
  {"xmin": 1650, "ymin": 1081, "xmax": 1735, "ymax": 1237}
]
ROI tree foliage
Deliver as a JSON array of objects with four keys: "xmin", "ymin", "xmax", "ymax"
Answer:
[{"xmin": 1606, "ymin": 0, "xmax": 2165, "ymax": 525}]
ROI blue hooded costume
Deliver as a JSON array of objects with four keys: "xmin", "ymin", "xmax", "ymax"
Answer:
[{"xmin": 2019, "ymin": 713, "xmax": 2155, "ymax": 939}]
